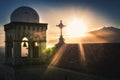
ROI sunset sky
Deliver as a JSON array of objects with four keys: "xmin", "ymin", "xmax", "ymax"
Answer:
[{"xmin": 0, "ymin": 0, "xmax": 120, "ymax": 47}]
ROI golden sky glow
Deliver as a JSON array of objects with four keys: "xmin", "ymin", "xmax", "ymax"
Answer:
[
  {"xmin": 0, "ymin": 7, "xmax": 116, "ymax": 47},
  {"xmin": 0, "ymin": 27, "xmax": 5, "ymax": 47},
  {"xmin": 39, "ymin": 7, "xmax": 115, "ymax": 47},
  {"xmin": 66, "ymin": 18, "xmax": 87, "ymax": 38}
]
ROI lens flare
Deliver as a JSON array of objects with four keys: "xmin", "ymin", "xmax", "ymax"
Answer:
[{"xmin": 66, "ymin": 18, "xmax": 87, "ymax": 38}]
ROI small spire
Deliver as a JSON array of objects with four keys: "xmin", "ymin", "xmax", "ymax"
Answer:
[{"xmin": 60, "ymin": 20, "xmax": 62, "ymax": 23}]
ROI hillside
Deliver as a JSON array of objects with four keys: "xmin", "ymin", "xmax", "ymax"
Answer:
[{"xmin": 81, "ymin": 27, "xmax": 120, "ymax": 43}]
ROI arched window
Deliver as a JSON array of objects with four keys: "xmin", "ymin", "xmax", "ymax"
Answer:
[{"xmin": 21, "ymin": 37, "xmax": 28, "ymax": 57}]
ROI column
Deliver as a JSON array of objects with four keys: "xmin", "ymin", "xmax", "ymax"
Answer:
[
  {"xmin": 13, "ymin": 41, "xmax": 21, "ymax": 65},
  {"xmin": 5, "ymin": 42, "xmax": 12, "ymax": 64}
]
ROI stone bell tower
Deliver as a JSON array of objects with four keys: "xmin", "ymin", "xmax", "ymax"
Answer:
[{"xmin": 4, "ymin": 6, "xmax": 47, "ymax": 65}]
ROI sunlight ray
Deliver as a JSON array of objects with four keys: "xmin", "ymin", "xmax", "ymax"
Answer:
[
  {"xmin": 44, "ymin": 44, "xmax": 67, "ymax": 76},
  {"xmin": 49, "ymin": 44, "xmax": 67, "ymax": 66},
  {"xmin": 78, "ymin": 43, "xmax": 86, "ymax": 63}
]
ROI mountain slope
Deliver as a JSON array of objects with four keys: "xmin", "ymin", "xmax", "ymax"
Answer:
[{"xmin": 81, "ymin": 27, "xmax": 120, "ymax": 43}]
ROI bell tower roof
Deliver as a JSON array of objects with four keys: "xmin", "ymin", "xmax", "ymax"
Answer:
[{"xmin": 10, "ymin": 6, "xmax": 39, "ymax": 23}]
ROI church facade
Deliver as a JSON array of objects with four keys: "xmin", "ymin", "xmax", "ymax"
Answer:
[{"xmin": 4, "ymin": 6, "xmax": 48, "ymax": 65}]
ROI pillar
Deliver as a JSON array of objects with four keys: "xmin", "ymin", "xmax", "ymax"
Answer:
[{"xmin": 13, "ymin": 41, "xmax": 21, "ymax": 65}]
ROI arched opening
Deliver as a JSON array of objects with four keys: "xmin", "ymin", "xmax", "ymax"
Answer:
[{"xmin": 21, "ymin": 37, "xmax": 29, "ymax": 57}]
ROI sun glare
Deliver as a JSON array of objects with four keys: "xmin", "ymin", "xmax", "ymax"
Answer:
[{"xmin": 66, "ymin": 19, "xmax": 87, "ymax": 38}]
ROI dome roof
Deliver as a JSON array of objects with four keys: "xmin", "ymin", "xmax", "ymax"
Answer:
[{"xmin": 10, "ymin": 6, "xmax": 39, "ymax": 23}]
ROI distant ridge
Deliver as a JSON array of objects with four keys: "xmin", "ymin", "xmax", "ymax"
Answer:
[
  {"xmin": 81, "ymin": 26, "xmax": 120, "ymax": 43},
  {"xmin": 90, "ymin": 26, "xmax": 120, "ymax": 33}
]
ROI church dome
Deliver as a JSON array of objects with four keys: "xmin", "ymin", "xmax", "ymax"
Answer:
[{"xmin": 10, "ymin": 6, "xmax": 39, "ymax": 23}]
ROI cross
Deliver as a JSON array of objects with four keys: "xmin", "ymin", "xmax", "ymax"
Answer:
[
  {"xmin": 56, "ymin": 20, "xmax": 66, "ymax": 37},
  {"xmin": 56, "ymin": 20, "xmax": 66, "ymax": 47}
]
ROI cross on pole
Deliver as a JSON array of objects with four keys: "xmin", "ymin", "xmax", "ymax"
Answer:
[
  {"xmin": 56, "ymin": 20, "xmax": 66, "ymax": 47},
  {"xmin": 56, "ymin": 20, "xmax": 65, "ymax": 37}
]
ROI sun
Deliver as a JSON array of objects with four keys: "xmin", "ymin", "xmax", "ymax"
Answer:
[{"xmin": 66, "ymin": 19, "xmax": 87, "ymax": 38}]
